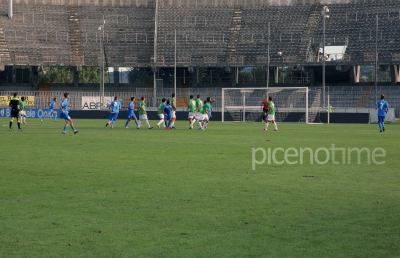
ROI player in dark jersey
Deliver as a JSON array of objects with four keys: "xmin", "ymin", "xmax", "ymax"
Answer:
[
  {"xmin": 9, "ymin": 92, "xmax": 21, "ymax": 130},
  {"xmin": 262, "ymin": 97, "xmax": 269, "ymax": 124}
]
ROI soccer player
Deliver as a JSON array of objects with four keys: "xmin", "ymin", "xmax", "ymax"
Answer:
[
  {"xmin": 262, "ymin": 97, "xmax": 269, "ymax": 130},
  {"xmin": 156, "ymin": 98, "xmax": 166, "ymax": 128},
  {"xmin": 164, "ymin": 99, "xmax": 173, "ymax": 129},
  {"xmin": 377, "ymin": 94, "xmax": 389, "ymax": 133},
  {"xmin": 170, "ymin": 93, "xmax": 177, "ymax": 128},
  {"xmin": 19, "ymin": 96, "xmax": 27, "ymax": 125},
  {"xmin": 9, "ymin": 93, "xmax": 21, "ymax": 130},
  {"xmin": 188, "ymin": 95, "xmax": 196, "ymax": 129},
  {"xmin": 192, "ymin": 95, "xmax": 203, "ymax": 128},
  {"xmin": 125, "ymin": 96, "xmax": 140, "ymax": 129},
  {"xmin": 203, "ymin": 97, "xmax": 213, "ymax": 129},
  {"xmin": 106, "ymin": 96, "xmax": 121, "ymax": 129},
  {"xmin": 199, "ymin": 98, "xmax": 212, "ymax": 130},
  {"xmin": 138, "ymin": 96, "xmax": 153, "ymax": 129},
  {"xmin": 264, "ymin": 96, "xmax": 278, "ymax": 132},
  {"xmin": 49, "ymin": 97, "xmax": 58, "ymax": 120},
  {"xmin": 209, "ymin": 98, "xmax": 215, "ymax": 119},
  {"xmin": 60, "ymin": 93, "xmax": 78, "ymax": 134}
]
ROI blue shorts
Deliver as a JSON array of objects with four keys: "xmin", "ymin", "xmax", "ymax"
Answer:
[
  {"xmin": 60, "ymin": 112, "xmax": 71, "ymax": 121},
  {"xmin": 378, "ymin": 116, "xmax": 385, "ymax": 124},
  {"xmin": 128, "ymin": 112, "xmax": 137, "ymax": 120},
  {"xmin": 109, "ymin": 112, "xmax": 119, "ymax": 121}
]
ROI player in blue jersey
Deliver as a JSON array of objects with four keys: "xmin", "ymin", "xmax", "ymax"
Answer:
[
  {"xmin": 125, "ymin": 96, "xmax": 140, "ymax": 129},
  {"xmin": 376, "ymin": 94, "xmax": 389, "ymax": 133},
  {"xmin": 106, "ymin": 96, "xmax": 121, "ymax": 129},
  {"xmin": 60, "ymin": 93, "xmax": 78, "ymax": 134},
  {"xmin": 49, "ymin": 97, "xmax": 58, "ymax": 120},
  {"xmin": 163, "ymin": 99, "xmax": 173, "ymax": 129}
]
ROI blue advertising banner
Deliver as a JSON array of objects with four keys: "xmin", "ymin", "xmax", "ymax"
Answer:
[{"xmin": 0, "ymin": 108, "xmax": 59, "ymax": 119}]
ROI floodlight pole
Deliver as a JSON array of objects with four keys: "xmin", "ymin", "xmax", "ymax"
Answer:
[
  {"xmin": 277, "ymin": 51, "xmax": 283, "ymax": 84},
  {"xmin": 174, "ymin": 28, "xmax": 177, "ymax": 97},
  {"xmin": 282, "ymin": 55, "xmax": 284, "ymax": 84},
  {"xmin": 322, "ymin": 6, "xmax": 329, "ymax": 109},
  {"xmin": 8, "ymin": 0, "xmax": 13, "ymax": 18},
  {"xmin": 153, "ymin": 0, "xmax": 159, "ymax": 107},
  {"xmin": 375, "ymin": 15, "xmax": 379, "ymax": 103},
  {"xmin": 98, "ymin": 20, "xmax": 105, "ymax": 109},
  {"xmin": 266, "ymin": 22, "xmax": 270, "ymax": 92},
  {"xmin": 327, "ymin": 86, "xmax": 330, "ymax": 124},
  {"xmin": 323, "ymin": 12, "xmax": 325, "ymax": 108}
]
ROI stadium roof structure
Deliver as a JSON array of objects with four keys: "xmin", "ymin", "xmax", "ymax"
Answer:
[{"xmin": 0, "ymin": 0, "xmax": 400, "ymax": 68}]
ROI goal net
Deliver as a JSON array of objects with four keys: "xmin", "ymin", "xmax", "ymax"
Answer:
[{"xmin": 222, "ymin": 87, "xmax": 314, "ymax": 123}]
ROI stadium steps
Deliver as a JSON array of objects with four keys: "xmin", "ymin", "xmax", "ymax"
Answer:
[
  {"xmin": 0, "ymin": 25, "xmax": 11, "ymax": 66},
  {"xmin": 67, "ymin": 5, "xmax": 83, "ymax": 66},
  {"xmin": 298, "ymin": 4, "xmax": 322, "ymax": 63},
  {"xmin": 227, "ymin": 8, "xmax": 242, "ymax": 65},
  {"xmin": 309, "ymin": 88, "xmax": 322, "ymax": 122},
  {"xmin": 358, "ymin": 85, "xmax": 374, "ymax": 107}
]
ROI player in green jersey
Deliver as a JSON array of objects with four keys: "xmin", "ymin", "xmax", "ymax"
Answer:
[
  {"xmin": 156, "ymin": 98, "xmax": 166, "ymax": 129},
  {"xmin": 199, "ymin": 98, "xmax": 212, "ymax": 130},
  {"xmin": 19, "ymin": 96, "xmax": 27, "ymax": 125},
  {"xmin": 265, "ymin": 96, "xmax": 278, "ymax": 132},
  {"xmin": 138, "ymin": 96, "xmax": 153, "ymax": 129},
  {"xmin": 194, "ymin": 95, "xmax": 203, "ymax": 126},
  {"xmin": 188, "ymin": 95, "xmax": 197, "ymax": 129}
]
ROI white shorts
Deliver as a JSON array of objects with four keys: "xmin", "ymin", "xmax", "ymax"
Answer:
[
  {"xmin": 158, "ymin": 114, "xmax": 164, "ymax": 120},
  {"xmin": 172, "ymin": 111, "xmax": 176, "ymax": 119},
  {"xmin": 19, "ymin": 111, "xmax": 27, "ymax": 117},
  {"xmin": 195, "ymin": 112, "xmax": 202, "ymax": 120},
  {"xmin": 202, "ymin": 114, "xmax": 209, "ymax": 121},
  {"xmin": 140, "ymin": 114, "xmax": 148, "ymax": 120},
  {"xmin": 188, "ymin": 112, "xmax": 195, "ymax": 119},
  {"xmin": 267, "ymin": 114, "xmax": 275, "ymax": 121}
]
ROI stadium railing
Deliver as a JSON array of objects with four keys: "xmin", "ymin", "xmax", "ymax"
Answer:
[{"xmin": 0, "ymin": 86, "xmax": 399, "ymax": 117}]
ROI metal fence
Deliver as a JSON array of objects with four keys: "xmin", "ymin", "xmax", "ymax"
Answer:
[{"xmin": 0, "ymin": 86, "xmax": 399, "ymax": 116}]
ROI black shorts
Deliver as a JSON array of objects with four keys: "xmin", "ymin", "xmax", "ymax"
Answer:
[
  {"xmin": 262, "ymin": 109, "xmax": 269, "ymax": 121},
  {"xmin": 11, "ymin": 110, "xmax": 20, "ymax": 118}
]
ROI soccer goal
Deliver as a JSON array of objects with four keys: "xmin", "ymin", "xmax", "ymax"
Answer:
[{"xmin": 221, "ymin": 87, "xmax": 316, "ymax": 123}]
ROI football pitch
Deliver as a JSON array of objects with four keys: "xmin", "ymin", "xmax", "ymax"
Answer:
[{"xmin": 0, "ymin": 119, "xmax": 399, "ymax": 257}]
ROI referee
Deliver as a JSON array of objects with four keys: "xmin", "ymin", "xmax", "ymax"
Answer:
[{"xmin": 9, "ymin": 92, "xmax": 21, "ymax": 130}]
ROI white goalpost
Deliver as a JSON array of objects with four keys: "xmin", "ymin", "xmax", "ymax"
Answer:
[{"xmin": 221, "ymin": 87, "xmax": 314, "ymax": 123}]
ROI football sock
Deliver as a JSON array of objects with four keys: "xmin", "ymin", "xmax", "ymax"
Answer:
[{"xmin": 146, "ymin": 120, "xmax": 151, "ymax": 128}]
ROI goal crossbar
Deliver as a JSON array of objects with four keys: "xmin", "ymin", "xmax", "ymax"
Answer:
[{"xmin": 221, "ymin": 87, "xmax": 309, "ymax": 123}]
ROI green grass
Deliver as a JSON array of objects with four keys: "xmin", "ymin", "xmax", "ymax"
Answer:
[{"xmin": 0, "ymin": 119, "xmax": 399, "ymax": 257}]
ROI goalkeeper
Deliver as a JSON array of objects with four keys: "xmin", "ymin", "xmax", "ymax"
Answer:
[{"xmin": 262, "ymin": 97, "xmax": 269, "ymax": 130}]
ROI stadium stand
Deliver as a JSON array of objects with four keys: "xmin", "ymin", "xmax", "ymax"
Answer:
[
  {"xmin": 0, "ymin": 0, "xmax": 155, "ymax": 66},
  {"xmin": 0, "ymin": 0, "xmax": 399, "ymax": 67}
]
